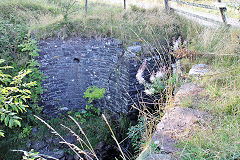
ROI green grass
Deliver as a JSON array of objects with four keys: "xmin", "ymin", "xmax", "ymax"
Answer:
[
  {"xmin": 0, "ymin": 0, "xmax": 181, "ymax": 45},
  {"xmin": 0, "ymin": 0, "xmax": 240, "ymax": 159},
  {"xmin": 177, "ymin": 62, "xmax": 240, "ymax": 159},
  {"xmin": 176, "ymin": 17, "xmax": 240, "ymax": 159},
  {"xmin": 178, "ymin": 116, "xmax": 240, "ymax": 159}
]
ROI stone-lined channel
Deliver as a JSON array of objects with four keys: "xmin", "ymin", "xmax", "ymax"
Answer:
[{"xmin": 36, "ymin": 37, "xmax": 174, "ymax": 159}]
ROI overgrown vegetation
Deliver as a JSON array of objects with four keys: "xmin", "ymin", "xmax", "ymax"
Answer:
[
  {"xmin": 0, "ymin": 60, "xmax": 36, "ymax": 136},
  {"xmin": 171, "ymin": 17, "xmax": 240, "ymax": 159},
  {"xmin": 177, "ymin": 59, "xmax": 240, "ymax": 159},
  {"xmin": 0, "ymin": 3, "xmax": 43, "ymax": 159},
  {"xmin": 0, "ymin": 0, "xmax": 239, "ymax": 159},
  {"xmin": 68, "ymin": 86, "xmax": 105, "ymax": 123},
  {"xmin": 128, "ymin": 11, "xmax": 240, "ymax": 160}
]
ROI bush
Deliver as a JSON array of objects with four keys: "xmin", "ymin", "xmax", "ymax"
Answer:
[
  {"xmin": 0, "ymin": 18, "xmax": 44, "ymax": 109},
  {"xmin": 0, "ymin": 19, "xmax": 27, "ymax": 63},
  {"xmin": 0, "ymin": 59, "xmax": 37, "ymax": 137}
]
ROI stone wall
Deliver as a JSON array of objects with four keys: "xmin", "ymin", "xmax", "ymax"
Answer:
[
  {"xmin": 37, "ymin": 37, "xmax": 174, "ymax": 115},
  {"xmin": 37, "ymin": 37, "xmax": 144, "ymax": 115}
]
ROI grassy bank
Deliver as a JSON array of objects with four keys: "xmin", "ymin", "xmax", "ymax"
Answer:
[
  {"xmin": 0, "ymin": 0, "xmax": 240, "ymax": 159},
  {"xmin": 0, "ymin": 0, "xmax": 179, "ymax": 42},
  {"xmin": 0, "ymin": 0, "xmax": 180, "ymax": 159},
  {"xmin": 173, "ymin": 17, "xmax": 240, "ymax": 159}
]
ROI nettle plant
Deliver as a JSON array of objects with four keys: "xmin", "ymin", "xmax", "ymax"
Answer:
[
  {"xmin": 136, "ymin": 60, "xmax": 176, "ymax": 95},
  {"xmin": 0, "ymin": 59, "xmax": 37, "ymax": 137}
]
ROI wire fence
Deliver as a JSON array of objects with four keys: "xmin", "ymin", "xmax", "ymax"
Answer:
[{"xmin": 83, "ymin": 0, "xmax": 239, "ymax": 26}]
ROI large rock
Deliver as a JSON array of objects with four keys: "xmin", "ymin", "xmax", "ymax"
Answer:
[
  {"xmin": 138, "ymin": 104, "xmax": 210, "ymax": 159},
  {"xmin": 31, "ymin": 141, "xmax": 47, "ymax": 151},
  {"xmin": 51, "ymin": 149, "xmax": 65, "ymax": 159},
  {"xmin": 127, "ymin": 45, "xmax": 142, "ymax": 53},
  {"xmin": 152, "ymin": 107, "xmax": 210, "ymax": 153},
  {"xmin": 189, "ymin": 64, "xmax": 210, "ymax": 76},
  {"xmin": 137, "ymin": 106, "xmax": 210, "ymax": 160},
  {"xmin": 147, "ymin": 154, "xmax": 172, "ymax": 160}
]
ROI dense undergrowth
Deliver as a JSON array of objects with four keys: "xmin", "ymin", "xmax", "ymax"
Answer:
[
  {"xmin": 0, "ymin": 0, "xmax": 239, "ymax": 159},
  {"xmin": 175, "ymin": 18, "xmax": 240, "ymax": 159},
  {"xmin": 0, "ymin": 18, "xmax": 44, "ymax": 160}
]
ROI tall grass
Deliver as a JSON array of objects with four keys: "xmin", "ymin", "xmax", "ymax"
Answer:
[
  {"xmin": 1, "ymin": 0, "xmax": 239, "ymax": 159},
  {"xmin": 174, "ymin": 15, "xmax": 240, "ymax": 160},
  {"xmin": 0, "ymin": 0, "xmax": 180, "ymax": 43}
]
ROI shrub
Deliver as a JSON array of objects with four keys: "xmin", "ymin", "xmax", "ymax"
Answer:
[
  {"xmin": 0, "ymin": 19, "xmax": 27, "ymax": 63},
  {"xmin": 0, "ymin": 59, "xmax": 37, "ymax": 136},
  {"xmin": 0, "ymin": 18, "xmax": 44, "ymax": 110},
  {"xmin": 73, "ymin": 86, "xmax": 106, "ymax": 123},
  {"xmin": 83, "ymin": 86, "xmax": 106, "ymax": 104}
]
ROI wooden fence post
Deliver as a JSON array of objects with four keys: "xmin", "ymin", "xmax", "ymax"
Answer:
[
  {"xmin": 165, "ymin": 0, "xmax": 169, "ymax": 12},
  {"xmin": 85, "ymin": 0, "xmax": 88, "ymax": 15},
  {"xmin": 217, "ymin": 0, "xmax": 227, "ymax": 24},
  {"xmin": 124, "ymin": 0, "xmax": 126, "ymax": 9}
]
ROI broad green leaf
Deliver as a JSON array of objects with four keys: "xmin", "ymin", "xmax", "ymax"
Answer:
[
  {"xmin": 8, "ymin": 112, "xmax": 16, "ymax": 116},
  {"xmin": 0, "ymin": 59, "xmax": 5, "ymax": 64},
  {"xmin": 4, "ymin": 116, "xmax": 9, "ymax": 126},
  {"xmin": 0, "ymin": 130, "xmax": 4, "ymax": 137},
  {"xmin": 1, "ymin": 113, "xmax": 5, "ymax": 122},
  {"xmin": 14, "ymin": 120, "xmax": 21, "ymax": 127},
  {"xmin": 9, "ymin": 119, "xmax": 13, "ymax": 128},
  {"xmin": 12, "ymin": 116, "xmax": 21, "ymax": 120}
]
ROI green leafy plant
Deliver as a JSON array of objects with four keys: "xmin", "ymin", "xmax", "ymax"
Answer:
[
  {"xmin": 0, "ymin": 19, "xmax": 27, "ymax": 62},
  {"xmin": 83, "ymin": 86, "xmax": 105, "ymax": 115},
  {"xmin": 0, "ymin": 59, "xmax": 37, "ymax": 135},
  {"xmin": 72, "ymin": 86, "xmax": 106, "ymax": 123},
  {"xmin": 83, "ymin": 86, "xmax": 106, "ymax": 104},
  {"xmin": 0, "ymin": 19, "xmax": 43, "ymax": 108},
  {"xmin": 19, "ymin": 125, "xmax": 33, "ymax": 139},
  {"xmin": 19, "ymin": 39, "xmax": 40, "ymax": 57},
  {"xmin": 86, "ymin": 104, "xmax": 101, "ymax": 116},
  {"xmin": 0, "ymin": 130, "xmax": 4, "ymax": 137},
  {"xmin": 18, "ymin": 39, "xmax": 44, "ymax": 107},
  {"xmin": 127, "ymin": 118, "xmax": 146, "ymax": 153}
]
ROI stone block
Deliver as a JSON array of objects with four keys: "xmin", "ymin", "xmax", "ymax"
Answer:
[{"xmin": 189, "ymin": 64, "xmax": 210, "ymax": 76}]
